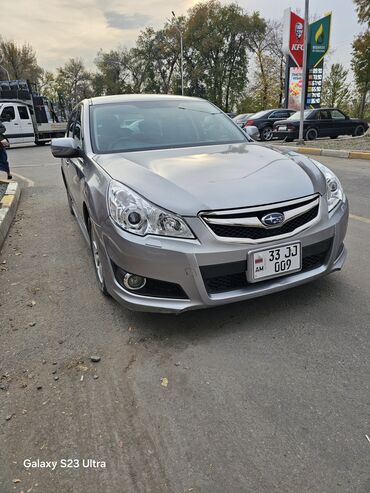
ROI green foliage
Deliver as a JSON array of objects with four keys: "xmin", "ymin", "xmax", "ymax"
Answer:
[
  {"xmin": 351, "ymin": 31, "xmax": 370, "ymax": 118},
  {"xmin": 185, "ymin": 1, "xmax": 266, "ymax": 110},
  {"xmin": 353, "ymin": 0, "xmax": 370, "ymax": 24},
  {"xmin": 0, "ymin": 38, "xmax": 42, "ymax": 82},
  {"xmin": 321, "ymin": 63, "xmax": 351, "ymax": 109},
  {"xmin": 55, "ymin": 58, "xmax": 93, "ymax": 112}
]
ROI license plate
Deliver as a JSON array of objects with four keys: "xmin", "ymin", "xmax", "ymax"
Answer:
[
  {"xmin": 248, "ymin": 242, "xmax": 301, "ymax": 282},
  {"xmin": 278, "ymin": 125, "xmax": 287, "ymax": 131}
]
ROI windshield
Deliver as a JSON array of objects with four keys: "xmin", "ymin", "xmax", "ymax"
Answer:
[
  {"xmin": 249, "ymin": 110, "xmax": 270, "ymax": 119},
  {"xmin": 90, "ymin": 99, "xmax": 247, "ymax": 154},
  {"xmin": 288, "ymin": 110, "xmax": 314, "ymax": 121}
]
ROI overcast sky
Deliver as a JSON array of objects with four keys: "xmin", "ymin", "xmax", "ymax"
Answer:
[{"xmin": 1, "ymin": 0, "xmax": 362, "ymax": 73}]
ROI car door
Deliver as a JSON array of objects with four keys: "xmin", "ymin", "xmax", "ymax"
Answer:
[
  {"xmin": 330, "ymin": 109, "xmax": 352, "ymax": 136},
  {"xmin": 0, "ymin": 104, "xmax": 25, "ymax": 144},
  {"xmin": 16, "ymin": 104, "xmax": 35, "ymax": 144},
  {"xmin": 316, "ymin": 110, "xmax": 333, "ymax": 137},
  {"xmin": 64, "ymin": 105, "xmax": 86, "ymax": 222}
]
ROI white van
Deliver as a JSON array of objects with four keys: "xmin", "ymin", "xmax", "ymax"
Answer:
[{"xmin": 0, "ymin": 100, "xmax": 66, "ymax": 145}]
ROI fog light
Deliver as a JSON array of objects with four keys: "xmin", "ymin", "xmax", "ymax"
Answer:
[{"xmin": 123, "ymin": 273, "xmax": 146, "ymax": 290}]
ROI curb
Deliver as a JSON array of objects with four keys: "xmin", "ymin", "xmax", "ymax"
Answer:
[
  {"xmin": 0, "ymin": 181, "xmax": 21, "ymax": 250},
  {"xmin": 273, "ymin": 145, "xmax": 370, "ymax": 160}
]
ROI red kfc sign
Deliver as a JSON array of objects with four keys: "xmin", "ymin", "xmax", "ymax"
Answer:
[{"xmin": 283, "ymin": 10, "xmax": 305, "ymax": 67}]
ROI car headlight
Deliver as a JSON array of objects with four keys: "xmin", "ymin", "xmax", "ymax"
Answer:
[
  {"xmin": 312, "ymin": 161, "xmax": 345, "ymax": 212},
  {"xmin": 108, "ymin": 180, "xmax": 195, "ymax": 239}
]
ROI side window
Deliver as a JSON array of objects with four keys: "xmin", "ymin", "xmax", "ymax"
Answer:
[
  {"xmin": 66, "ymin": 110, "xmax": 76, "ymax": 138},
  {"xmin": 73, "ymin": 106, "xmax": 82, "ymax": 146},
  {"xmin": 331, "ymin": 110, "xmax": 346, "ymax": 120},
  {"xmin": 274, "ymin": 111, "xmax": 289, "ymax": 119},
  {"xmin": 268, "ymin": 112, "xmax": 277, "ymax": 119},
  {"xmin": 18, "ymin": 106, "xmax": 30, "ymax": 120},
  {"xmin": 319, "ymin": 110, "xmax": 331, "ymax": 120},
  {"xmin": 1, "ymin": 106, "xmax": 15, "ymax": 121}
]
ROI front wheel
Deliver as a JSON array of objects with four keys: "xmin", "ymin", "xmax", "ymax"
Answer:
[
  {"xmin": 35, "ymin": 140, "xmax": 47, "ymax": 146},
  {"xmin": 305, "ymin": 128, "xmax": 318, "ymax": 141},
  {"xmin": 88, "ymin": 218, "xmax": 109, "ymax": 296},
  {"xmin": 260, "ymin": 126, "xmax": 273, "ymax": 141},
  {"xmin": 353, "ymin": 125, "xmax": 365, "ymax": 137}
]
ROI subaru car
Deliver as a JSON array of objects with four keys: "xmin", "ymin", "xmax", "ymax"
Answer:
[{"xmin": 51, "ymin": 95, "xmax": 348, "ymax": 313}]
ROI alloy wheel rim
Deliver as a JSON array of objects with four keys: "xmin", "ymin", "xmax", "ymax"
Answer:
[
  {"xmin": 91, "ymin": 232, "xmax": 104, "ymax": 284},
  {"xmin": 263, "ymin": 128, "xmax": 273, "ymax": 140}
]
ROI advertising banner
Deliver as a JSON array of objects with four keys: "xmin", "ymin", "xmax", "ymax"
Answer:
[
  {"xmin": 308, "ymin": 13, "xmax": 332, "ymax": 67},
  {"xmin": 283, "ymin": 9, "xmax": 305, "ymax": 67},
  {"xmin": 288, "ymin": 67, "xmax": 303, "ymax": 110}
]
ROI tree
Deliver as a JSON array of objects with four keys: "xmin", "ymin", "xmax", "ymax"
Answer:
[
  {"xmin": 55, "ymin": 58, "xmax": 93, "ymax": 112},
  {"xmin": 353, "ymin": 0, "xmax": 370, "ymax": 24},
  {"xmin": 351, "ymin": 31, "xmax": 370, "ymax": 118},
  {"xmin": 185, "ymin": 1, "xmax": 265, "ymax": 111},
  {"xmin": 321, "ymin": 63, "xmax": 351, "ymax": 109},
  {"xmin": 94, "ymin": 48, "xmax": 132, "ymax": 95},
  {"xmin": 0, "ymin": 38, "xmax": 42, "ymax": 82}
]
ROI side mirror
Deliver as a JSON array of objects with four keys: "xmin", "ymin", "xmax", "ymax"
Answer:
[
  {"xmin": 244, "ymin": 125, "xmax": 260, "ymax": 140},
  {"xmin": 51, "ymin": 137, "xmax": 81, "ymax": 158}
]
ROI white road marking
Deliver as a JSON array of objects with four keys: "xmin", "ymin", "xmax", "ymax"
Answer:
[
  {"xmin": 349, "ymin": 213, "xmax": 370, "ymax": 225},
  {"xmin": 12, "ymin": 173, "xmax": 35, "ymax": 187}
]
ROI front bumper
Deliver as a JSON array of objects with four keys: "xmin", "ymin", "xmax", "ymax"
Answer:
[{"xmin": 94, "ymin": 198, "xmax": 349, "ymax": 313}]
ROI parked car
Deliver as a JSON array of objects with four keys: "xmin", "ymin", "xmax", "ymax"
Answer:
[
  {"xmin": 226, "ymin": 112, "xmax": 237, "ymax": 119},
  {"xmin": 233, "ymin": 113, "xmax": 253, "ymax": 127},
  {"xmin": 244, "ymin": 108, "xmax": 296, "ymax": 141},
  {"xmin": 51, "ymin": 95, "xmax": 348, "ymax": 313},
  {"xmin": 273, "ymin": 108, "xmax": 369, "ymax": 142}
]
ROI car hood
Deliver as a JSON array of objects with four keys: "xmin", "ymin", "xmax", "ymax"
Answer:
[{"xmin": 94, "ymin": 143, "xmax": 326, "ymax": 216}]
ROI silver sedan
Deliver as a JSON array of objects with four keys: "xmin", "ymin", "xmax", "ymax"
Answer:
[{"xmin": 51, "ymin": 95, "xmax": 348, "ymax": 313}]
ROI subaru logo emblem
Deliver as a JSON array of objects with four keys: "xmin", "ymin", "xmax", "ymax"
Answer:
[{"xmin": 261, "ymin": 212, "xmax": 285, "ymax": 227}]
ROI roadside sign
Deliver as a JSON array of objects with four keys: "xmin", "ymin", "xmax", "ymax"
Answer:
[
  {"xmin": 283, "ymin": 9, "xmax": 305, "ymax": 67},
  {"xmin": 308, "ymin": 13, "xmax": 332, "ymax": 68}
]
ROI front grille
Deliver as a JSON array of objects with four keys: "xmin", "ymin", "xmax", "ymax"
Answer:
[
  {"xmin": 209, "ymin": 205, "xmax": 319, "ymax": 239},
  {"xmin": 200, "ymin": 239, "xmax": 332, "ymax": 294},
  {"xmin": 201, "ymin": 195, "xmax": 320, "ymax": 242}
]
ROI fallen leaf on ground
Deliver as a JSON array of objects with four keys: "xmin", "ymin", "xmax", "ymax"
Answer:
[{"xmin": 160, "ymin": 377, "xmax": 168, "ymax": 388}]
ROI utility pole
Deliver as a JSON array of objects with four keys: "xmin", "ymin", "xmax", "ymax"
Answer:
[
  {"xmin": 171, "ymin": 11, "xmax": 184, "ymax": 96},
  {"xmin": 298, "ymin": 0, "xmax": 309, "ymax": 143}
]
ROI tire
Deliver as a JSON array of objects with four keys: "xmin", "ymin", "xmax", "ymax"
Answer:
[
  {"xmin": 305, "ymin": 128, "xmax": 318, "ymax": 141},
  {"xmin": 35, "ymin": 140, "xmax": 47, "ymax": 146},
  {"xmin": 260, "ymin": 126, "xmax": 273, "ymax": 141},
  {"xmin": 353, "ymin": 125, "xmax": 365, "ymax": 137},
  {"xmin": 330, "ymin": 135, "xmax": 338, "ymax": 139},
  {"xmin": 88, "ymin": 218, "xmax": 109, "ymax": 296}
]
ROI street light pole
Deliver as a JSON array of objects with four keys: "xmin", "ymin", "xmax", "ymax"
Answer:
[
  {"xmin": 298, "ymin": 0, "xmax": 309, "ymax": 143},
  {"xmin": 172, "ymin": 11, "xmax": 184, "ymax": 96}
]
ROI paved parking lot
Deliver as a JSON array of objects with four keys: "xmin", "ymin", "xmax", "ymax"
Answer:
[{"xmin": 1, "ymin": 145, "xmax": 369, "ymax": 492}]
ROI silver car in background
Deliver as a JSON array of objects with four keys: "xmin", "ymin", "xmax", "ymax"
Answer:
[{"xmin": 51, "ymin": 95, "xmax": 348, "ymax": 313}]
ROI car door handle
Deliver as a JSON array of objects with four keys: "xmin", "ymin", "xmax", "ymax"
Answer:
[{"xmin": 14, "ymin": 123, "xmax": 19, "ymax": 125}]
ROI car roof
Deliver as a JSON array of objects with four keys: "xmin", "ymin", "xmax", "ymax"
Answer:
[{"xmin": 88, "ymin": 94, "xmax": 204, "ymax": 105}]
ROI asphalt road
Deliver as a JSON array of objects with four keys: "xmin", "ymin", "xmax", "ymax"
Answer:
[{"xmin": 1, "ymin": 145, "xmax": 369, "ymax": 493}]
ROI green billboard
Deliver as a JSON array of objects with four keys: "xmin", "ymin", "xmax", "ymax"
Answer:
[{"xmin": 308, "ymin": 13, "xmax": 332, "ymax": 68}]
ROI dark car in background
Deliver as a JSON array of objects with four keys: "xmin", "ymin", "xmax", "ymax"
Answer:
[
  {"xmin": 273, "ymin": 108, "xmax": 369, "ymax": 142},
  {"xmin": 233, "ymin": 113, "xmax": 253, "ymax": 127},
  {"xmin": 244, "ymin": 109, "xmax": 296, "ymax": 141}
]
